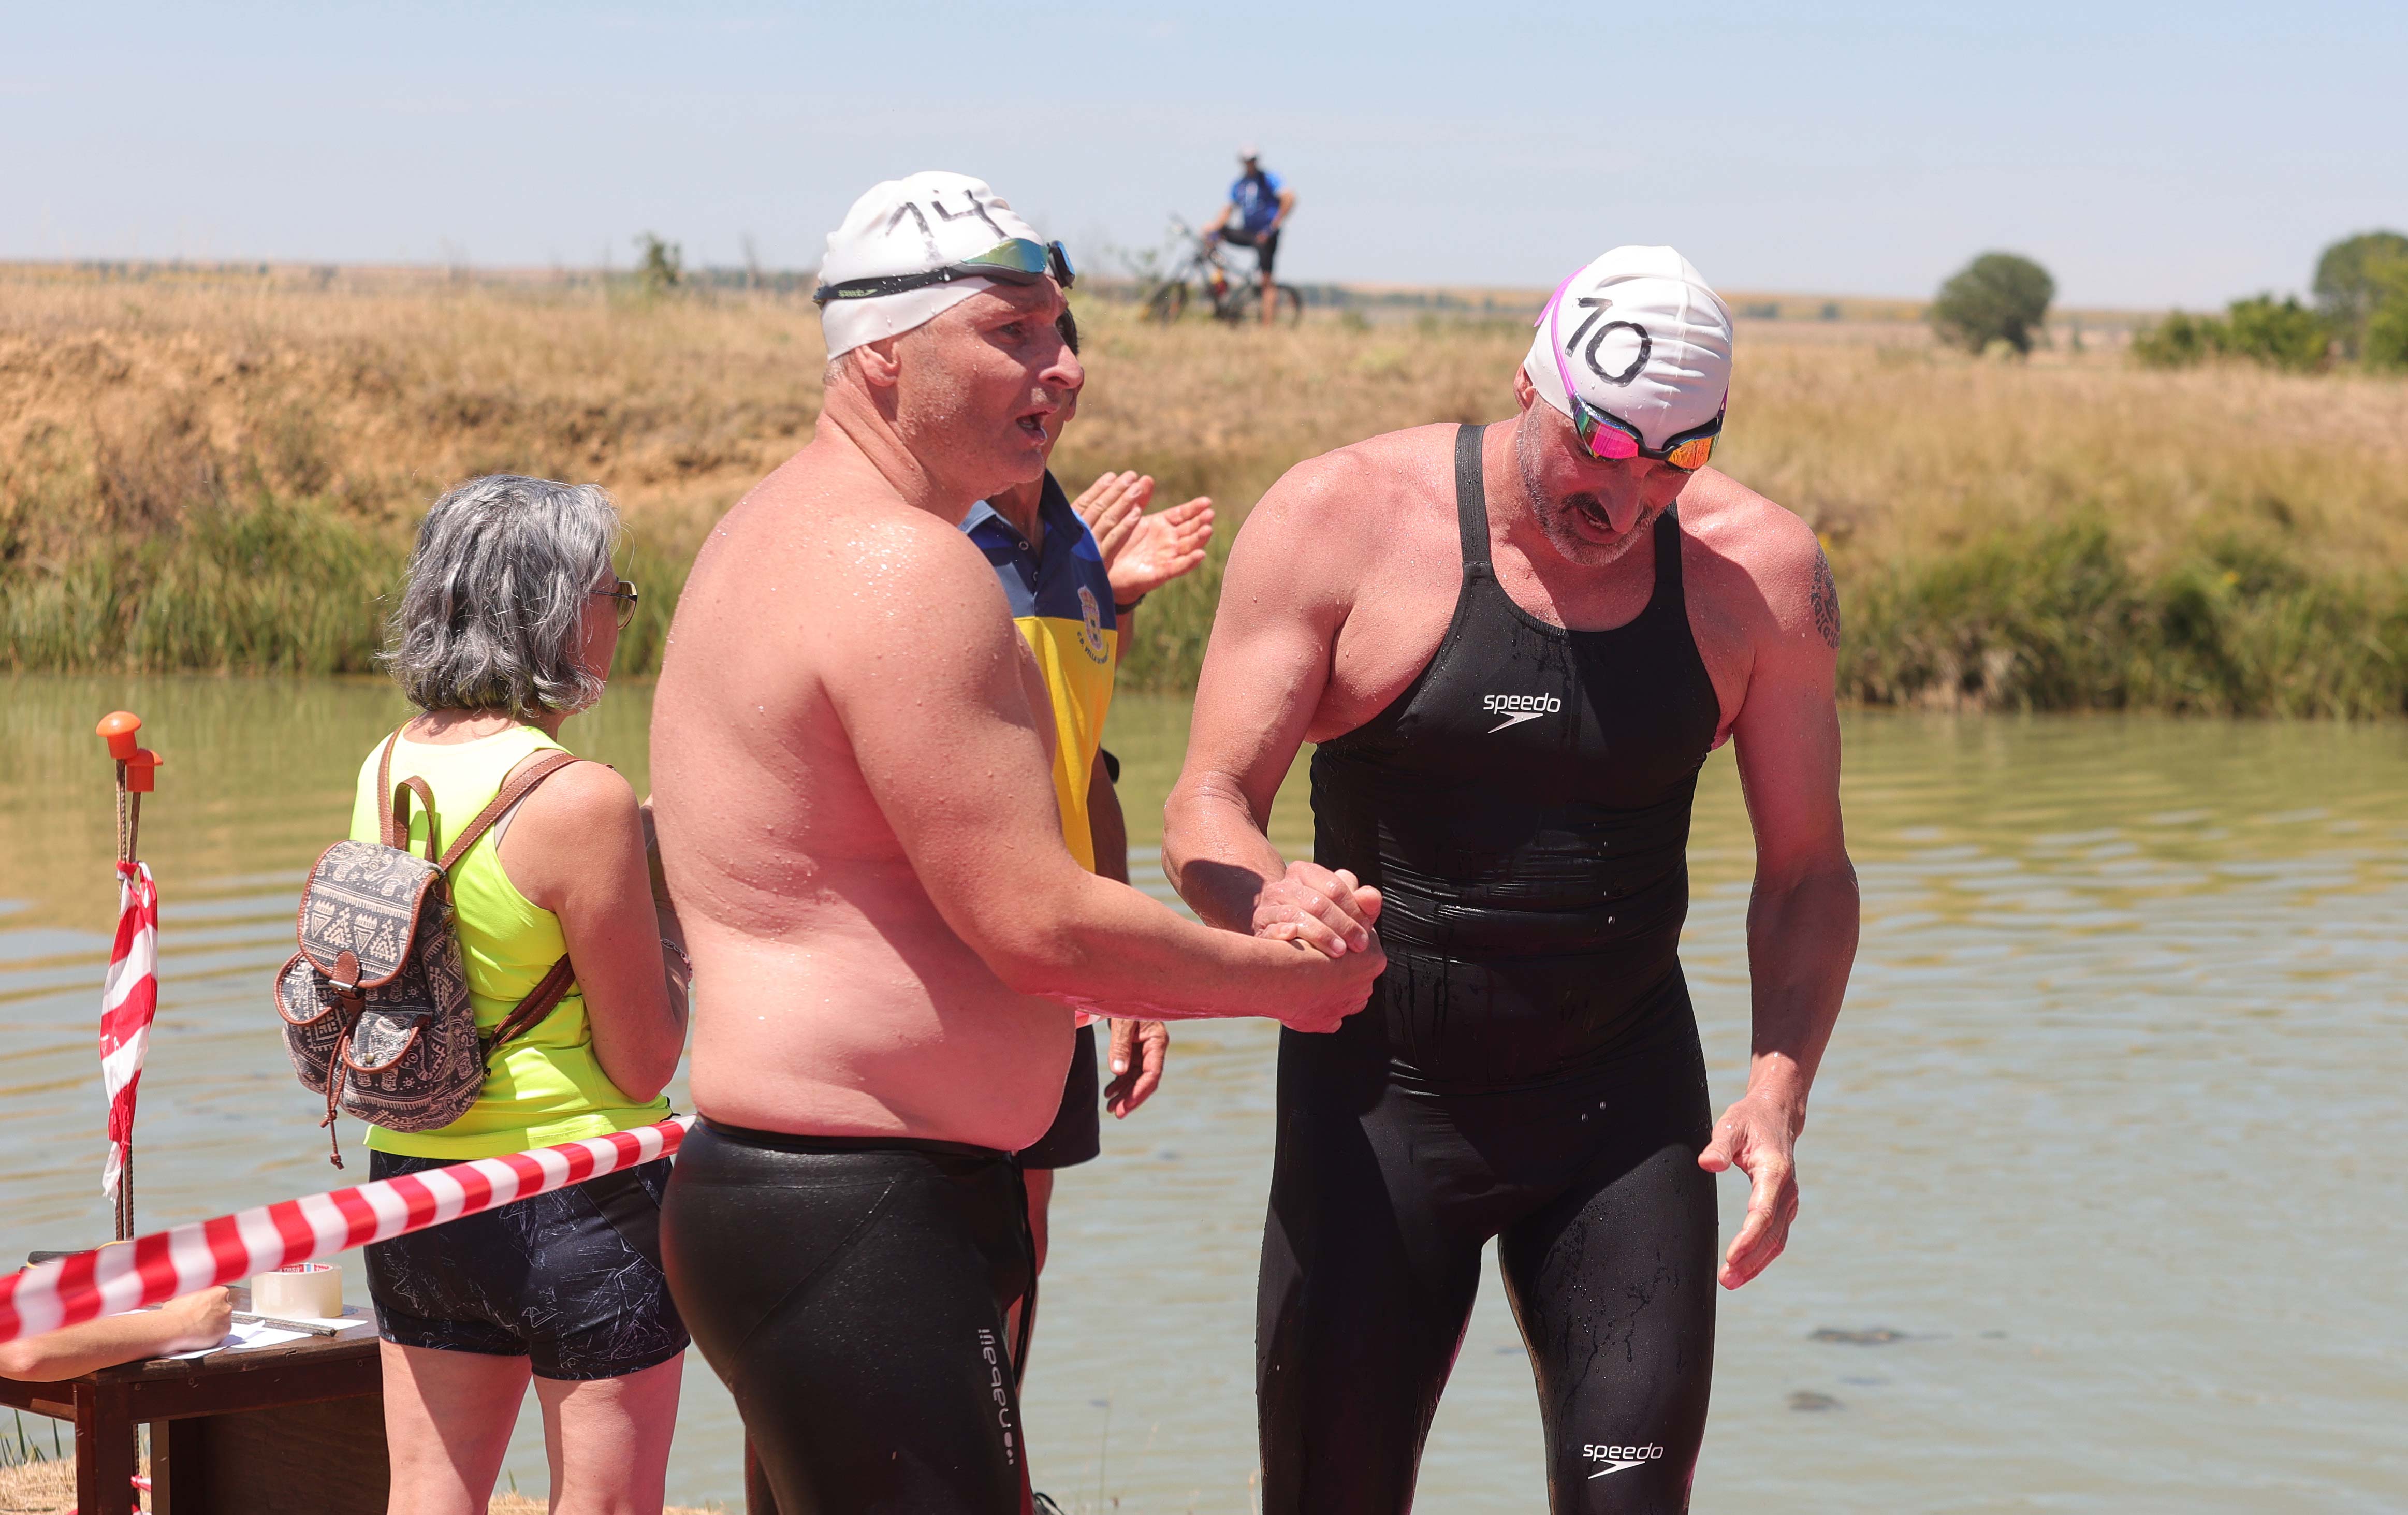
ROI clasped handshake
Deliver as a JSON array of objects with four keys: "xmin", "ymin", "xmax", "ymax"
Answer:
[{"xmin": 1254, "ymin": 860, "xmax": 1385, "ymax": 1034}]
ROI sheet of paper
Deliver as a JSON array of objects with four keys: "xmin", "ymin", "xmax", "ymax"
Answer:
[
  {"xmin": 241, "ymin": 1305, "xmax": 376, "ymax": 1336},
  {"xmin": 163, "ymin": 1319, "xmax": 306, "ymax": 1360}
]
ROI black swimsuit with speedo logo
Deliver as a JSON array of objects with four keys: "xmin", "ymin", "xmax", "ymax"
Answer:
[{"xmin": 1258, "ymin": 424, "xmax": 1721, "ymax": 1514}]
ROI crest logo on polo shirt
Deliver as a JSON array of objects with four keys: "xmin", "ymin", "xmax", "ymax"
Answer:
[{"xmin": 1076, "ymin": 586, "xmax": 1108, "ymax": 663}]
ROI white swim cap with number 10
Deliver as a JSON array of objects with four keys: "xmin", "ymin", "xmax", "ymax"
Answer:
[{"xmin": 1525, "ymin": 246, "xmax": 1734, "ymax": 451}]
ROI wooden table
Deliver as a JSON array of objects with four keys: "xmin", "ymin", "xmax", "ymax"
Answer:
[{"xmin": 0, "ymin": 1288, "xmax": 388, "ymax": 1515}]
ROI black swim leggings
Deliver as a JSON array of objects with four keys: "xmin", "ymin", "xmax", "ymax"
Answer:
[
  {"xmin": 661, "ymin": 1120, "xmax": 1035, "ymax": 1515},
  {"xmin": 1258, "ymin": 1017, "xmax": 1718, "ymax": 1514}
]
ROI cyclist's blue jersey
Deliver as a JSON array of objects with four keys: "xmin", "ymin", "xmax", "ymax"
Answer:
[{"xmin": 1231, "ymin": 170, "xmax": 1284, "ymax": 235}]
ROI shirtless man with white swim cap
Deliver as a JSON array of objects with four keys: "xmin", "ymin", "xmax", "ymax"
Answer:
[
  {"xmin": 1165, "ymin": 245, "xmax": 1859, "ymax": 1513},
  {"xmin": 650, "ymin": 171, "xmax": 1382, "ymax": 1515}
]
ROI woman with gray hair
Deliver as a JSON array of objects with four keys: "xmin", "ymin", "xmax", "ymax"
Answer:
[{"xmin": 352, "ymin": 474, "xmax": 691, "ymax": 1515}]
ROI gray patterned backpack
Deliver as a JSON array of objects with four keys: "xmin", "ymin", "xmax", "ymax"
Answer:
[{"xmin": 276, "ymin": 731, "xmax": 586, "ymax": 1166}]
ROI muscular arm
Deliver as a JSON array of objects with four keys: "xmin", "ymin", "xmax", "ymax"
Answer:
[
  {"xmin": 1699, "ymin": 527, "xmax": 1859, "ymax": 1288},
  {"xmin": 837, "ymin": 518, "xmax": 1378, "ymax": 1027},
  {"xmin": 1164, "ymin": 459, "xmax": 1377, "ymax": 954}
]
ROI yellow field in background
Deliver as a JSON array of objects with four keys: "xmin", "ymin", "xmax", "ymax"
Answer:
[{"xmin": 6, "ymin": 268, "xmax": 2407, "ymax": 711}]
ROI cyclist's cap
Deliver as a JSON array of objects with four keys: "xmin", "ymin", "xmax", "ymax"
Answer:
[
  {"xmin": 818, "ymin": 170, "xmax": 1049, "ymax": 358},
  {"xmin": 1524, "ymin": 245, "xmax": 1734, "ymax": 451},
  {"xmin": 1237, "ymin": 142, "xmax": 1260, "ymax": 162}
]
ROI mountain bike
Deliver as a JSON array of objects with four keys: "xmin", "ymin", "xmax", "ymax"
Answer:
[{"xmin": 1143, "ymin": 217, "xmax": 1303, "ymax": 326}]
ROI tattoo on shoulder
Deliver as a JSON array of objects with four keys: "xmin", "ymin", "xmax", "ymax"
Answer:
[{"xmin": 1809, "ymin": 550, "xmax": 1841, "ymax": 649}]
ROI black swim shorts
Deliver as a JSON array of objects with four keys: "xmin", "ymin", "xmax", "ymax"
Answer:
[
  {"xmin": 663, "ymin": 1120, "xmax": 1036, "ymax": 1512},
  {"xmin": 363, "ymin": 1149, "xmax": 689, "ymax": 1380},
  {"xmin": 1222, "ymin": 224, "xmax": 1280, "ymax": 276},
  {"xmin": 1018, "ymin": 1022, "xmax": 1101, "ymax": 1170}
]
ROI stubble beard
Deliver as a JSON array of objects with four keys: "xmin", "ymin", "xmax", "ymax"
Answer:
[{"xmin": 1515, "ymin": 424, "xmax": 1658, "ymax": 570}]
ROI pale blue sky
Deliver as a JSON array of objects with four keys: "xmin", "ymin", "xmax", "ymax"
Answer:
[{"xmin": 7, "ymin": 1, "xmax": 2403, "ymax": 306}]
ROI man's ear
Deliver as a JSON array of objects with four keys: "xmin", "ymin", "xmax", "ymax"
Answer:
[
  {"xmin": 854, "ymin": 336, "xmax": 903, "ymax": 390},
  {"xmin": 1511, "ymin": 363, "xmax": 1540, "ymax": 413}
]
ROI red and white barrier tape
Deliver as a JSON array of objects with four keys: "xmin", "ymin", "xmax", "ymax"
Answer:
[
  {"xmin": 0, "ymin": 1115, "xmax": 693, "ymax": 1347},
  {"xmin": 99, "ymin": 861, "xmax": 159, "ymax": 1202}
]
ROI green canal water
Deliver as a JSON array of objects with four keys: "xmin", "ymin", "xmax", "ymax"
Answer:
[{"xmin": 3, "ymin": 676, "xmax": 2404, "ymax": 1511}]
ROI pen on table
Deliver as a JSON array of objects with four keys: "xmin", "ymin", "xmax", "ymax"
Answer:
[{"xmin": 229, "ymin": 1310, "xmax": 344, "ymax": 1337}]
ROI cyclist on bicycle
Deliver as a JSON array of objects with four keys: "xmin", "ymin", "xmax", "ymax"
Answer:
[{"xmin": 1205, "ymin": 144, "xmax": 1295, "ymax": 327}]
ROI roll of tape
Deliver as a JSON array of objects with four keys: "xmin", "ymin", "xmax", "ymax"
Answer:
[{"xmin": 251, "ymin": 1262, "xmax": 341, "ymax": 1319}]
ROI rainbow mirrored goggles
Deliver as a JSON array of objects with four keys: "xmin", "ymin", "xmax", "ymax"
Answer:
[
  {"xmin": 813, "ymin": 239, "xmax": 1075, "ymax": 304},
  {"xmin": 1540, "ymin": 279, "xmax": 1723, "ymax": 470}
]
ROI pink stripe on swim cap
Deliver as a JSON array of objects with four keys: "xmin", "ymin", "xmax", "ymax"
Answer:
[{"xmin": 1524, "ymin": 247, "xmax": 1734, "ymax": 451}]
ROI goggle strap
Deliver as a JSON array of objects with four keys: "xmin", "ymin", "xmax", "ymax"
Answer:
[{"xmin": 812, "ymin": 240, "xmax": 1072, "ymax": 305}]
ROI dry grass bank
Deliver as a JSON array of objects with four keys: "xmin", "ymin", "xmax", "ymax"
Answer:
[{"xmin": 7, "ymin": 268, "xmax": 2408, "ymax": 711}]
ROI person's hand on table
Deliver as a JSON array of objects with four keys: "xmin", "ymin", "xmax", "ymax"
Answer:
[
  {"xmin": 159, "ymin": 1286, "xmax": 235, "ymax": 1352},
  {"xmin": 1103, "ymin": 1019, "xmax": 1169, "ymax": 1118}
]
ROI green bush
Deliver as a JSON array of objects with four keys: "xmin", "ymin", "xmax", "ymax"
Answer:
[
  {"xmin": 2130, "ymin": 296, "xmax": 2330, "ymax": 372},
  {"xmin": 2132, "ymin": 310, "xmax": 2219, "ymax": 368},
  {"xmin": 1930, "ymin": 252, "xmax": 2055, "ymax": 355},
  {"xmin": 0, "ymin": 492, "xmax": 706, "ymax": 680},
  {"xmin": 2312, "ymin": 229, "xmax": 2408, "ymax": 356},
  {"xmin": 1839, "ymin": 522, "xmax": 2408, "ymax": 716},
  {"xmin": 2356, "ymin": 249, "xmax": 2408, "ymax": 371},
  {"xmin": 1844, "ymin": 522, "xmax": 2139, "ymax": 709},
  {"xmin": 2220, "ymin": 295, "xmax": 2329, "ymax": 371},
  {"xmin": 2366, "ymin": 296, "xmax": 2408, "ymax": 372},
  {"xmin": 633, "ymin": 233, "xmax": 684, "ymax": 298},
  {"xmin": 0, "ymin": 497, "xmax": 402, "ymax": 674}
]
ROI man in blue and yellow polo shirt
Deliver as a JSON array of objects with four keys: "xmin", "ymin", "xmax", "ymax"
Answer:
[
  {"xmin": 964, "ymin": 307, "xmax": 1215, "ymax": 1347},
  {"xmin": 964, "ymin": 469, "xmax": 1120, "ymax": 874}
]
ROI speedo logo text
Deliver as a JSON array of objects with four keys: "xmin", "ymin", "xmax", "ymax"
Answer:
[
  {"xmin": 1584, "ymin": 1443, "xmax": 1665, "ymax": 1479},
  {"xmin": 1483, "ymin": 692, "xmax": 1562, "ymax": 733}
]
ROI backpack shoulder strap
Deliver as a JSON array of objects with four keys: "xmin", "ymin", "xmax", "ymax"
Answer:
[
  {"xmin": 442, "ymin": 747, "xmax": 608, "ymax": 1059},
  {"xmin": 435, "ymin": 750, "xmax": 586, "ymax": 873},
  {"xmin": 483, "ymin": 954, "xmax": 576, "ymax": 1061},
  {"xmin": 375, "ymin": 730, "xmax": 404, "ymax": 847},
  {"xmin": 376, "ymin": 727, "xmax": 443, "ymax": 862}
]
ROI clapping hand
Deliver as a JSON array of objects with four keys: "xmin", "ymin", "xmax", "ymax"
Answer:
[{"xmin": 1072, "ymin": 471, "xmax": 1215, "ymax": 605}]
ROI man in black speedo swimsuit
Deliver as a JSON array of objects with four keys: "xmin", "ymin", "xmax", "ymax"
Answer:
[{"xmin": 1165, "ymin": 245, "xmax": 1859, "ymax": 1513}]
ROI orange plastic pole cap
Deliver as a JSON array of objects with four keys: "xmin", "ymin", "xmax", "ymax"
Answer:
[
  {"xmin": 125, "ymin": 750, "xmax": 164, "ymax": 793},
  {"xmin": 97, "ymin": 711, "xmax": 143, "ymax": 761}
]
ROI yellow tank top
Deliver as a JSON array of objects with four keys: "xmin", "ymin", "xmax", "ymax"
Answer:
[{"xmin": 348, "ymin": 725, "xmax": 670, "ymax": 1159}]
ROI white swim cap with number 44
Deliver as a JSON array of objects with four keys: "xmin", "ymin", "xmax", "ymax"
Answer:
[{"xmin": 817, "ymin": 171, "xmax": 1052, "ymax": 358}]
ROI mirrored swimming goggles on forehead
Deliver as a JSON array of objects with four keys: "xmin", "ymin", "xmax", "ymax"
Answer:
[
  {"xmin": 813, "ymin": 239, "xmax": 1075, "ymax": 304},
  {"xmin": 1540, "ymin": 278, "xmax": 1723, "ymax": 471}
]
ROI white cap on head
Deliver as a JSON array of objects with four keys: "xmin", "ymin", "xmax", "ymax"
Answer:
[
  {"xmin": 1524, "ymin": 246, "xmax": 1734, "ymax": 451},
  {"xmin": 818, "ymin": 171, "xmax": 1046, "ymax": 358},
  {"xmin": 1237, "ymin": 142, "xmax": 1260, "ymax": 161}
]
